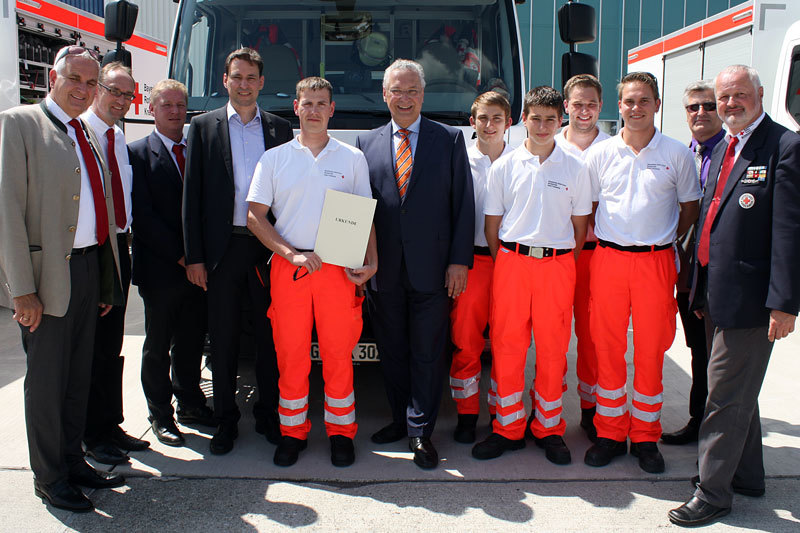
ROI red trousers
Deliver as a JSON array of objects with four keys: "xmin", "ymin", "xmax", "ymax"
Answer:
[
  {"xmin": 268, "ymin": 256, "xmax": 362, "ymax": 439},
  {"xmin": 573, "ymin": 247, "xmax": 597, "ymax": 408},
  {"xmin": 589, "ymin": 245, "xmax": 677, "ymax": 443},
  {"xmin": 449, "ymin": 254, "xmax": 493, "ymax": 414},
  {"xmin": 490, "ymin": 247, "xmax": 574, "ymax": 440}
]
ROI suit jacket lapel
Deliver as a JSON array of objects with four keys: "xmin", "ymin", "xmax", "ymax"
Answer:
[
  {"xmin": 260, "ymin": 110, "xmax": 279, "ymax": 149},
  {"xmin": 148, "ymin": 132, "xmax": 183, "ymax": 189},
  {"xmin": 215, "ymin": 109, "xmax": 235, "ymax": 184},
  {"xmin": 378, "ymin": 122, "xmax": 400, "ymax": 203}
]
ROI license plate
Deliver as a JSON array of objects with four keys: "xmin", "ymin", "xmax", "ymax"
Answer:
[{"xmin": 310, "ymin": 342, "xmax": 380, "ymax": 362}]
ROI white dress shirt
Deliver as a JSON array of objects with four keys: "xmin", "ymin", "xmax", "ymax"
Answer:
[{"xmin": 227, "ymin": 102, "xmax": 266, "ymax": 227}]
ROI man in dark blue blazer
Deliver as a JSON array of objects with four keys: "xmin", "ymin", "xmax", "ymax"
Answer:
[
  {"xmin": 129, "ymin": 80, "xmax": 213, "ymax": 448},
  {"xmin": 669, "ymin": 65, "xmax": 800, "ymax": 527},
  {"xmin": 356, "ymin": 59, "xmax": 474, "ymax": 469},
  {"xmin": 183, "ymin": 48, "xmax": 293, "ymax": 455}
]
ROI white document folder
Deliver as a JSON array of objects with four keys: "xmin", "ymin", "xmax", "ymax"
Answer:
[{"xmin": 314, "ymin": 189, "xmax": 376, "ymax": 269}]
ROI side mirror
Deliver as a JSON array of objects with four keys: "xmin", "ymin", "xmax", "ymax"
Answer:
[
  {"xmin": 561, "ymin": 52, "xmax": 598, "ymax": 92},
  {"xmin": 105, "ymin": 0, "xmax": 139, "ymax": 43},
  {"xmin": 558, "ymin": 1, "xmax": 596, "ymax": 44}
]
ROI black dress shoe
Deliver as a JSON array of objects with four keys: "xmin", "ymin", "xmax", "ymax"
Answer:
[
  {"xmin": 255, "ymin": 413, "xmax": 282, "ymax": 446},
  {"xmin": 151, "ymin": 418, "xmax": 186, "ymax": 447},
  {"xmin": 630, "ymin": 441, "xmax": 665, "ymax": 473},
  {"xmin": 524, "ymin": 410, "xmax": 536, "ymax": 440},
  {"xmin": 409, "ymin": 437, "xmax": 438, "ymax": 469},
  {"xmin": 177, "ymin": 405, "xmax": 217, "ymax": 428},
  {"xmin": 85, "ymin": 442, "xmax": 129, "ymax": 466},
  {"xmin": 330, "ymin": 435, "xmax": 355, "ymax": 467},
  {"xmin": 584, "ymin": 437, "xmax": 627, "ymax": 467},
  {"xmin": 580, "ymin": 407, "xmax": 598, "ymax": 443},
  {"xmin": 472, "ymin": 432, "xmax": 525, "ymax": 460},
  {"xmin": 274, "ymin": 436, "xmax": 308, "ymax": 467},
  {"xmin": 453, "ymin": 414, "xmax": 478, "ymax": 444},
  {"xmin": 68, "ymin": 461, "xmax": 125, "ymax": 489},
  {"xmin": 668, "ymin": 496, "xmax": 730, "ymax": 527},
  {"xmin": 371, "ymin": 422, "xmax": 407, "ymax": 444},
  {"xmin": 34, "ymin": 479, "xmax": 93, "ymax": 513},
  {"xmin": 534, "ymin": 435, "xmax": 572, "ymax": 465},
  {"xmin": 661, "ymin": 418, "xmax": 700, "ymax": 445},
  {"xmin": 109, "ymin": 426, "xmax": 150, "ymax": 451},
  {"xmin": 691, "ymin": 475, "xmax": 765, "ymax": 497},
  {"xmin": 209, "ymin": 424, "xmax": 238, "ymax": 455}
]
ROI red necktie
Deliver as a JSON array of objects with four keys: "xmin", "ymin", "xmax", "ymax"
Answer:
[
  {"xmin": 172, "ymin": 143, "xmax": 186, "ymax": 179},
  {"xmin": 697, "ymin": 136, "xmax": 739, "ymax": 266},
  {"xmin": 69, "ymin": 119, "xmax": 109, "ymax": 245},
  {"xmin": 105, "ymin": 128, "xmax": 128, "ymax": 230},
  {"xmin": 395, "ymin": 128, "xmax": 412, "ymax": 201}
]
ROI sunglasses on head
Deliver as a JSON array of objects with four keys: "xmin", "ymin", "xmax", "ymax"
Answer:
[
  {"xmin": 685, "ymin": 102, "xmax": 716, "ymax": 112},
  {"xmin": 54, "ymin": 45, "xmax": 100, "ymax": 65}
]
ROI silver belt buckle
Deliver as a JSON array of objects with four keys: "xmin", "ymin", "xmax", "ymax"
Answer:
[{"xmin": 531, "ymin": 247, "xmax": 544, "ymax": 259}]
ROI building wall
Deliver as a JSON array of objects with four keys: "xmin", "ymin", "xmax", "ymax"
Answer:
[
  {"xmin": 516, "ymin": 0, "xmax": 747, "ymax": 121},
  {"xmin": 54, "ymin": 0, "xmax": 177, "ymax": 42}
]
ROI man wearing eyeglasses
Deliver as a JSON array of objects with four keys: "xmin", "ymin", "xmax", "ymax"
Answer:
[
  {"xmin": 661, "ymin": 81, "xmax": 725, "ymax": 448},
  {"xmin": 0, "ymin": 45, "xmax": 125, "ymax": 512},
  {"xmin": 356, "ymin": 59, "xmax": 474, "ymax": 470},
  {"xmin": 80, "ymin": 61, "xmax": 151, "ymax": 466}
]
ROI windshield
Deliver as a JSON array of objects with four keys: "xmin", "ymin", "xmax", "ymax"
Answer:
[{"xmin": 170, "ymin": 0, "xmax": 522, "ymax": 128}]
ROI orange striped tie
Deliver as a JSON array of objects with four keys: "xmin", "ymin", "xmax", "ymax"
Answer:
[{"xmin": 395, "ymin": 128, "xmax": 412, "ymax": 201}]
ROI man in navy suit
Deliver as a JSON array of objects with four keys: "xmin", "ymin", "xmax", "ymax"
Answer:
[
  {"xmin": 183, "ymin": 48, "xmax": 293, "ymax": 455},
  {"xmin": 669, "ymin": 65, "xmax": 800, "ymax": 527},
  {"xmin": 356, "ymin": 59, "xmax": 474, "ymax": 469},
  {"xmin": 129, "ymin": 79, "xmax": 214, "ymax": 448}
]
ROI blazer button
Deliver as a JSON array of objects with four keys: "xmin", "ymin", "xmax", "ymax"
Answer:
[
  {"xmin": 401, "ymin": 209, "xmax": 407, "ymax": 215},
  {"xmin": 68, "ymin": 225, "xmax": 76, "ymax": 232},
  {"xmin": 71, "ymin": 141, "xmax": 76, "ymax": 147},
  {"xmin": 74, "ymin": 167, "xmax": 80, "ymax": 174},
  {"xmin": 73, "ymin": 194, "xmax": 80, "ymax": 201},
  {"xmin": 65, "ymin": 254, "xmax": 72, "ymax": 261}
]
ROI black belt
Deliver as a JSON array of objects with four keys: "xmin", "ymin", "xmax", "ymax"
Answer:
[
  {"xmin": 231, "ymin": 226, "xmax": 254, "ymax": 236},
  {"xmin": 598, "ymin": 239, "xmax": 672, "ymax": 253},
  {"xmin": 582, "ymin": 241, "xmax": 597, "ymax": 250},
  {"xmin": 473, "ymin": 246, "xmax": 491, "ymax": 256},
  {"xmin": 500, "ymin": 240, "xmax": 572, "ymax": 258},
  {"xmin": 71, "ymin": 245, "xmax": 98, "ymax": 255}
]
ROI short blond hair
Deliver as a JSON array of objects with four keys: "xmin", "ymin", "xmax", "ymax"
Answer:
[{"xmin": 151, "ymin": 79, "xmax": 188, "ymax": 105}]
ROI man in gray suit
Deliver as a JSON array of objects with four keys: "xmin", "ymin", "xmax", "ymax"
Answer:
[{"xmin": 0, "ymin": 46, "xmax": 124, "ymax": 513}]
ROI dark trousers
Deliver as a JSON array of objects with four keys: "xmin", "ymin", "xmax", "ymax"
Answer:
[
  {"xmin": 676, "ymin": 291, "xmax": 709, "ymax": 421},
  {"xmin": 207, "ymin": 234, "xmax": 278, "ymax": 426},
  {"xmin": 139, "ymin": 280, "xmax": 208, "ymax": 423},
  {"xmin": 84, "ymin": 233, "xmax": 131, "ymax": 443},
  {"xmin": 695, "ymin": 321, "xmax": 773, "ymax": 508},
  {"xmin": 368, "ymin": 259, "xmax": 449, "ymax": 438},
  {"xmin": 22, "ymin": 251, "xmax": 99, "ymax": 483}
]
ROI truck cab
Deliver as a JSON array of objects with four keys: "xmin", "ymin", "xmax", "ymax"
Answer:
[{"xmin": 168, "ymin": 0, "xmax": 525, "ymax": 144}]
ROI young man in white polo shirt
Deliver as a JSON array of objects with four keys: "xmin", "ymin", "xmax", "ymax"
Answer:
[
  {"xmin": 473, "ymin": 86, "xmax": 591, "ymax": 465},
  {"xmin": 553, "ymin": 74, "xmax": 609, "ymax": 442},
  {"xmin": 583, "ymin": 72, "xmax": 700, "ymax": 473},
  {"xmin": 247, "ymin": 77, "xmax": 377, "ymax": 468},
  {"xmin": 449, "ymin": 91, "xmax": 514, "ymax": 444}
]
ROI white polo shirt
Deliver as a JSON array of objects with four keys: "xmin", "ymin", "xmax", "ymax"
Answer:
[
  {"xmin": 556, "ymin": 128, "xmax": 611, "ymax": 243},
  {"xmin": 468, "ymin": 143, "xmax": 515, "ymax": 247},
  {"xmin": 484, "ymin": 143, "xmax": 592, "ymax": 250},
  {"xmin": 586, "ymin": 129, "xmax": 701, "ymax": 247},
  {"xmin": 247, "ymin": 137, "xmax": 372, "ymax": 250}
]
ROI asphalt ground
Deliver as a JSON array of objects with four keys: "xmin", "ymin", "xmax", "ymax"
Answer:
[{"xmin": 0, "ymin": 290, "xmax": 798, "ymax": 532}]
